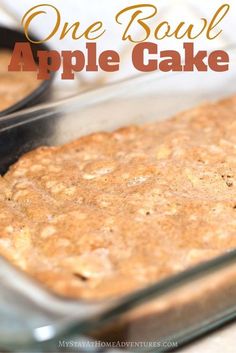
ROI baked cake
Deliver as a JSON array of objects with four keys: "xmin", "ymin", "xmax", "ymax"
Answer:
[
  {"xmin": 0, "ymin": 50, "xmax": 40, "ymax": 111},
  {"xmin": 0, "ymin": 96, "xmax": 236, "ymax": 300}
]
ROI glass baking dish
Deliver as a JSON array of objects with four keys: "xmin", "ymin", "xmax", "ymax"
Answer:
[{"xmin": 1, "ymin": 46, "xmax": 236, "ymax": 353}]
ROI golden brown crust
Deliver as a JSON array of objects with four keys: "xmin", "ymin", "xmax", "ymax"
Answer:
[{"xmin": 1, "ymin": 96, "xmax": 236, "ymax": 299}]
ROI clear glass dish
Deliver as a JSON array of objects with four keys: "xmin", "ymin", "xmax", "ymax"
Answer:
[{"xmin": 1, "ymin": 46, "xmax": 236, "ymax": 353}]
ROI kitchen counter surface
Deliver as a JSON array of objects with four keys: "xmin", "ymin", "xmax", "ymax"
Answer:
[{"xmin": 180, "ymin": 322, "xmax": 236, "ymax": 353}]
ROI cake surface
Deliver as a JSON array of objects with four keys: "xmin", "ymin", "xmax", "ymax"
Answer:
[
  {"xmin": 0, "ymin": 50, "xmax": 40, "ymax": 111},
  {"xmin": 0, "ymin": 96, "xmax": 236, "ymax": 299}
]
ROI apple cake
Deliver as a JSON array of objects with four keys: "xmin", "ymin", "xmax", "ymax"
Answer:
[
  {"xmin": 0, "ymin": 50, "xmax": 40, "ymax": 111},
  {"xmin": 0, "ymin": 95, "xmax": 236, "ymax": 300}
]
